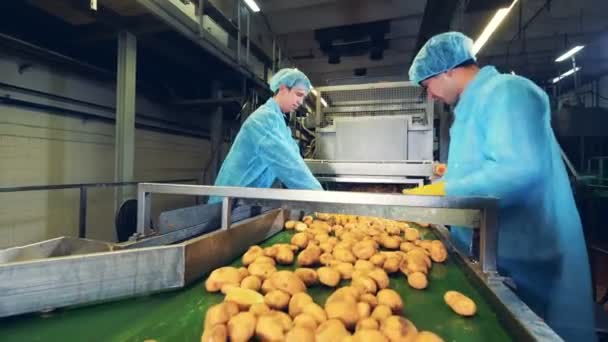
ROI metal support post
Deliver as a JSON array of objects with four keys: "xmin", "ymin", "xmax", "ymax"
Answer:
[
  {"xmin": 246, "ymin": 7, "xmax": 250, "ymax": 64},
  {"xmin": 272, "ymin": 38, "xmax": 276, "ymax": 73},
  {"xmin": 221, "ymin": 197, "xmax": 232, "ymax": 229},
  {"xmin": 315, "ymin": 91, "xmax": 322, "ymax": 127},
  {"xmin": 197, "ymin": 0, "xmax": 206, "ymax": 38},
  {"xmin": 236, "ymin": 3, "xmax": 241, "ymax": 63},
  {"xmin": 78, "ymin": 187, "xmax": 88, "ymax": 238},
  {"xmin": 114, "ymin": 31, "xmax": 137, "ymax": 212},
  {"xmin": 209, "ymin": 81, "xmax": 224, "ymax": 183}
]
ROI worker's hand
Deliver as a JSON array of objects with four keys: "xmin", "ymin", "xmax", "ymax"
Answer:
[
  {"xmin": 434, "ymin": 163, "xmax": 447, "ymax": 177},
  {"xmin": 402, "ymin": 181, "xmax": 446, "ymax": 196}
]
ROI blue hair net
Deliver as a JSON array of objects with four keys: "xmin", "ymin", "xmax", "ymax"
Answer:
[
  {"xmin": 408, "ymin": 32, "xmax": 476, "ymax": 85},
  {"xmin": 269, "ymin": 68, "xmax": 312, "ymax": 92}
]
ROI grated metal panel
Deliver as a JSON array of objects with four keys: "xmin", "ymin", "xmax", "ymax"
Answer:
[{"xmin": 318, "ymin": 82, "xmax": 428, "ymax": 125}]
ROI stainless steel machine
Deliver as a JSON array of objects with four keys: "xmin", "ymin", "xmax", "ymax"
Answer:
[{"xmin": 305, "ymin": 81, "xmax": 435, "ymax": 187}]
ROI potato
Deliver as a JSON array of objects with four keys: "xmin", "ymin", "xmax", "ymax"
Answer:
[
  {"xmin": 271, "ymin": 310, "xmax": 294, "ymax": 331},
  {"xmin": 247, "ymin": 262, "xmax": 276, "ymax": 279},
  {"xmin": 249, "ymin": 302, "xmax": 271, "ymax": 316},
  {"xmin": 359, "ymin": 293, "xmax": 378, "ymax": 308},
  {"xmin": 303, "ymin": 215, "xmax": 314, "ymax": 225},
  {"xmin": 256, "ymin": 314, "xmax": 285, "ymax": 341},
  {"xmin": 264, "ymin": 245, "xmax": 278, "ymax": 258},
  {"xmin": 369, "ymin": 254, "xmax": 386, "ymax": 267},
  {"xmin": 320, "ymin": 242, "xmax": 335, "ymax": 253},
  {"xmin": 318, "ymin": 267, "xmax": 341, "ymax": 287},
  {"xmin": 242, "ymin": 246, "xmax": 264, "ymax": 266},
  {"xmin": 253, "ymin": 255, "xmax": 276, "ymax": 265},
  {"xmin": 295, "ymin": 222, "xmax": 309, "ymax": 232},
  {"xmin": 220, "ymin": 283, "xmax": 239, "ymax": 295},
  {"xmin": 334, "ymin": 262, "xmax": 354, "ymax": 280},
  {"xmin": 370, "ymin": 305, "xmax": 392, "ymax": 321},
  {"xmin": 204, "ymin": 302, "xmax": 239, "ymax": 330},
  {"xmin": 325, "ymin": 300, "xmax": 359, "ymax": 329},
  {"xmin": 316, "ymin": 319, "xmax": 351, "ymax": 342},
  {"xmin": 413, "ymin": 331, "xmax": 446, "ymax": 342},
  {"xmin": 326, "ymin": 286, "xmax": 360, "ymax": 305},
  {"xmin": 354, "ymin": 260, "xmax": 375, "ymax": 271},
  {"xmin": 205, "ymin": 267, "xmax": 245, "ymax": 292},
  {"xmin": 293, "ymin": 313, "xmax": 318, "ymax": 330},
  {"xmin": 201, "ymin": 323, "xmax": 227, "ymax": 342},
  {"xmin": 284, "ymin": 220, "xmax": 297, "ymax": 229},
  {"xmin": 352, "ymin": 241, "xmax": 376, "ymax": 260},
  {"xmin": 265, "ymin": 290, "xmax": 291, "ymax": 310},
  {"xmin": 227, "ymin": 312, "xmax": 256, "ymax": 342},
  {"xmin": 295, "ymin": 268, "xmax": 318, "ymax": 286},
  {"xmin": 353, "ymin": 329, "xmax": 389, "ymax": 342},
  {"xmin": 302, "ymin": 302, "xmax": 327, "ymax": 324},
  {"xmin": 405, "ymin": 227, "xmax": 420, "ymax": 241},
  {"xmin": 430, "ymin": 240, "xmax": 448, "ymax": 263},
  {"xmin": 407, "ymin": 249, "xmax": 432, "ymax": 267},
  {"xmin": 240, "ymin": 275, "xmax": 262, "ymax": 291},
  {"xmin": 444, "ymin": 291, "xmax": 477, "ymax": 316},
  {"xmin": 316, "ymin": 212, "xmax": 331, "ymax": 221},
  {"xmin": 380, "ymin": 316, "xmax": 418, "ymax": 342},
  {"xmin": 408, "ymin": 272, "xmax": 428, "ymax": 290},
  {"xmin": 367, "ymin": 268, "xmax": 390, "ymax": 289},
  {"xmin": 297, "ymin": 246, "xmax": 322, "ymax": 266},
  {"xmin": 356, "ymin": 318, "xmax": 379, "ymax": 331},
  {"xmin": 357, "ymin": 302, "xmax": 371, "ymax": 319},
  {"xmin": 289, "ymin": 292, "xmax": 314, "ymax": 317},
  {"xmin": 333, "ymin": 248, "xmax": 357, "ymax": 263},
  {"xmin": 276, "ymin": 246, "xmax": 295, "ymax": 265},
  {"xmin": 352, "ymin": 276, "xmax": 378, "ymax": 294},
  {"xmin": 286, "ymin": 326, "xmax": 315, "ymax": 342},
  {"xmin": 291, "ymin": 232, "xmax": 309, "ymax": 249},
  {"xmin": 269, "ymin": 271, "xmax": 307, "ymax": 295},
  {"xmin": 320, "ymin": 253, "xmax": 335, "ymax": 266},
  {"xmin": 224, "ymin": 287, "xmax": 264, "ymax": 310},
  {"xmin": 377, "ymin": 289, "xmax": 403, "ymax": 313},
  {"xmin": 380, "ymin": 235, "xmax": 401, "ymax": 250},
  {"xmin": 382, "ymin": 257, "xmax": 401, "ymax": 273},
  {"xmin": 400, "ymin": 241, "xmax": 416, "ymax": 253},
  {"xmin": 261, "ymin": 279, "xmax": 275, "ymax": 294},
  {"xmin": 399, "ymin": 257, "xmax": 428, "ymax": 276}
]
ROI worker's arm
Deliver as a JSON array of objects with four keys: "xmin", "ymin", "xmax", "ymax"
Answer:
[
  {"xmin": 257, "ymin": 119, "xmax": 323, "ymax": 190},
  {"xmin": 446, "ymin": 79, "xmax": 546, "ymax": 205}
]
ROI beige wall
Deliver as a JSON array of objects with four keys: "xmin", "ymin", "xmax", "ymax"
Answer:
[{"xmin": 0, "ymin": 104, "xmax": 210, "ymax": 248}]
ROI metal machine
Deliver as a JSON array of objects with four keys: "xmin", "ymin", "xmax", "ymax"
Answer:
[
  {"xmin": 0, "ymin": 183, "xmax": 562, "ymax": 341},
  {"xmin": 305, "ymin": 81, "xmax": 436, "ymax": 187}
]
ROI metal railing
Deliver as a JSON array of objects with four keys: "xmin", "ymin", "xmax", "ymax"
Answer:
[{"xmin": 0, "ymin": 178, "xmax": 197, "ymax": 238}]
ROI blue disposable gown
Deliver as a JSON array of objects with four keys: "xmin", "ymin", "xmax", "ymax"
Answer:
[
  {"xmin": 209, "ymin": 98, "xmax": 322, "ymax": 203},
  {"xmin": 445, "ymin": 66, "xmax": 595, "ymax": 341}
]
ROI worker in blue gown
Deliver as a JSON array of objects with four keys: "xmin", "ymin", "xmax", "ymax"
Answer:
[
  {"xmin": 405, "ymin": 32, "xmax": 595, "ymax": 341},
  {"xmin": 209, "ymin": 68, "xmax": 322, "ymax": 203}
]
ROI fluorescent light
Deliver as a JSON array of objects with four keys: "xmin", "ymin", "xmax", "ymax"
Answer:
[
  {"xmin": 320, "ymin": 97, "xmax": 328, "ymax": 108},
  {"xmin": 555, "ymin": 45, "xmax": 584, "ymax": 62},
  {"xmin": 551, "ymin": 67, "xmax": 581, "ymax": 84},
  {"xmin": 311, "ymin": 89, "xmax": 318, "ymax": 96},
  {"xmin": 243, "ymin": 0, "xmax": 260, "ymax": 12},
  {"xmin": 472, "ymin": 0, "xmax": 518, "ymax": 54}
]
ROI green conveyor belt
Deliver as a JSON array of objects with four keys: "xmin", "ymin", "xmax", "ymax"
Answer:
[{"xmin": 0, "ymin": 228, "xmax": 514, "ymax": 342}]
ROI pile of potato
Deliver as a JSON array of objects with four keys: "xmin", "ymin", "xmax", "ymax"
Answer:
[{"xmin": 201, "ymin": 213, "xmax": 476, "ymax": 342}]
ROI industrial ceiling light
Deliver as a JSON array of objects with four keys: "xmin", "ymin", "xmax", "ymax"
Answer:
[
  {"xmin": 555, "ymin": 45, "xmax": 585, "ymax": 62},
  {"xmin": 472, "ymin": 0, "xmax": 519, "ymax": 54},
  {"xmin": 320, "ymin": 97, "xmax": 328, "ymax": 108},
  {"xmin": 243, "ymin": 0, "xmax": 260, "ymax": 13},
  {"xmin": 551, "ymin": 67, "xmax": 581, "ymax": 84}
]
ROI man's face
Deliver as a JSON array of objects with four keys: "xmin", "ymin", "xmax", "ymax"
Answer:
[
  {"xmin": 421, "ymin": 72, "xmax": 459, "ymax": 105},
  {"xmin": 277, "ymin": 85, "xmax": 308, "ymax": 113}
]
